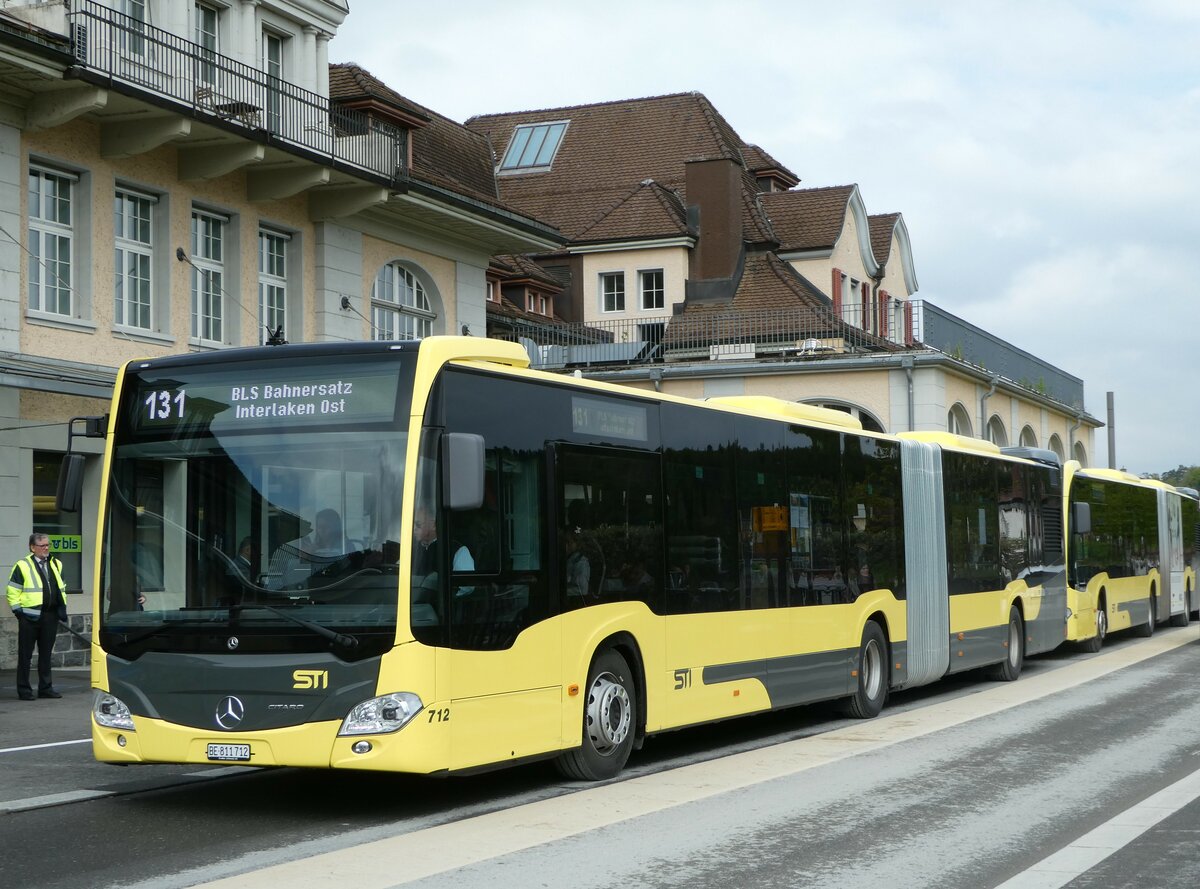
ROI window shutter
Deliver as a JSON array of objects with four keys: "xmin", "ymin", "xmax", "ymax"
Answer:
[
  {"xmin": 861, "ymin": 282, "xmax": 871, "ymax": 330},
  {"xmin": 879, "ymin": 290, "xmax": 890, "ymax": 339},
  {"xmin": 903, "ymin": 301, "xmax": 914, "ymax": 345},
  {"xmin": 831, "ymin": 268, "xmax": 842, "ymax": 315}
]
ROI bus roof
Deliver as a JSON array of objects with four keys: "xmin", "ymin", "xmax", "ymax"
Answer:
[
  {"xmin": 705, "ymin": 396, "xmax": 864, "ymax": 430},
  {"xmin": 896, "ymin": 431, "xmax": 1002, "ymax": 456}
]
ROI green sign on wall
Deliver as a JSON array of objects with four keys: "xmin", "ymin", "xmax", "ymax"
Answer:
[{"xmin": 48, "ymin": 534, "xmax": 83, "ymax": 554}]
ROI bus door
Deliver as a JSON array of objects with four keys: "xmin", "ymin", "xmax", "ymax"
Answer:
[{"xmin": 1160, "ymin": 490, "xmax": 1185, "ymax": 620}]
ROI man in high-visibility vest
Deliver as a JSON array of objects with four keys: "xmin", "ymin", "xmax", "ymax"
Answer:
[{"xmin": 6, "ymin": 531, "xmax": 68, "ymax": 701}]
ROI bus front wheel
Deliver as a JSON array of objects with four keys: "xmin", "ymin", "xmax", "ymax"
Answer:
[
  {"xmin": 1080, "ymin": 597, "xmax": 1106, "ymax": 653},
  {"xmin": 987, "ymin": 607, "xmax": 1024, "ymax": 681},
  {"xmin": 555, "ymin": 649, "xmax": 636, "ymax": 781},
  {"xmin": 841, "ymin": 621, "xmax": 888, "ymax": 719}
]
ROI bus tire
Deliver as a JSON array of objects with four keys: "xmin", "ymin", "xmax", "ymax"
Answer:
[
  {"xmin": 1080, "ymin": 596, "xmax": 1106, "ymax": 653},
  {"xmin": 554, "ymin": 649, "xmax": 636, "ymax": 781},
  {"xmin": 987, "ymin": 607, "xmax": 1024, "ymax": 681},
  {"xmin": 1133, "ymin": 590, "xmax": 1156, "ymax": 638},
  {"xmin": 841, "ymin": 621, "xmax": 888, "ymax": 719},
  {"xmin": 1170, "ymin": 588, "xmax": 1190, "ymax": 627}
]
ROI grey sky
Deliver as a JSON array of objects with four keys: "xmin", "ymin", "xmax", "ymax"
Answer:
[{"xmin": 330, "ymin": 0, "xmax": 1198, "ymax": 476}]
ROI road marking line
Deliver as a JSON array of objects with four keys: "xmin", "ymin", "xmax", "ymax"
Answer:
[
  {"xmin": 0, "ymin": 738, "xmax": 90, "ymax": 755},
  {"xmin": 994, "ymin": 765, "xmax": 1200, "ymax": 889},
  {"xmin": 189, "ymin": 629, "xmax": 1198, "ymax": 889},
  {"xmin": 0, "ymin": 789, "xmax": 113, "ymax": 813}
]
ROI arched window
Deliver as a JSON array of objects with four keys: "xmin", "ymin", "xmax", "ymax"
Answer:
[
  {"xmin": 804, "ymin": 401, "xmax": 885, "ymax": 433},
  {"xmin": 1073, "ymin": 441, "xmax": 1087, "ymax": 467},
  {"xmin": 372, "ymin": 261, "xmax": 435, "ymax": 341},
  {"xmin": 1048, "ymin": 434, "xmax": 1065, "ymax": 460},
  {"xmin": 947, "ymin": 403, "xmax": 973, "ymax": 437},
  {"xmin": 1020, "ymin": 425, "xmax": 1038, "ymax": 448},
  {"xmin": 986, "ymin": 415, "xmax": 1008, "ymax": 447}
]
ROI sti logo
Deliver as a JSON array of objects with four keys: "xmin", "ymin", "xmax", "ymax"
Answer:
[{"xmin": 292, "ymin": 669, "xmax": 329, "ymax": 690}]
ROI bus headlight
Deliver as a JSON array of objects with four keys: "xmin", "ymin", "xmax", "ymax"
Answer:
[
  {"xmin": 93, "ymin": 691, "xmax": 136, "ymax": 731},
  {"xmin": 338, "ymin": 692, "xmax": 423, "ymax": 736}
]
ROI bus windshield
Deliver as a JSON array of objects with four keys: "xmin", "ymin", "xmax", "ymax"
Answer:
[{"xmin": 99, "ymin": 350, "xmax": 415, "ymax": 660}]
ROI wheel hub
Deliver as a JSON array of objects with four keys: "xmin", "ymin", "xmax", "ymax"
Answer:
[{"xmin": 586, "ymin": 672, "xmax": 631, "ymax": 754}]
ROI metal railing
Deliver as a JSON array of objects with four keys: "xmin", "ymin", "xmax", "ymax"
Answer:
[
  {"xmin": 496, "ymin": 299, "xmax": 1081, "ymax": 407},
  {"xmin": 67, "ymin": 1, "xmax": 407, "ymax": 185},
  {"xmin": 498, "ymin": 301, "xmax": 916, "ymax": 369}
]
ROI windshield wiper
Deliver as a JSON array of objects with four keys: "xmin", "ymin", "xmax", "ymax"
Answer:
[
  {"xmin": 115, "ymin": 616, "xmax": 221, "ymax": 647},
  {"xmin": 228, "ymin": 603, "xmax": 359, "ymax": 650}
]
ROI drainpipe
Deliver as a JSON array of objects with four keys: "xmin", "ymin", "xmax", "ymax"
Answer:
[
  {"xmin": 901, "ymin": 355, "xmax": 915, "ymax": 431},
  {"xmin": 649, "ymin": 367, "xmax": 663, "ymax": 392},
  {"xmin": 979, "ymin": 373, "xmax": 999, "ymax": 438},
  {"xmin": 1069, "ymin": 411, "xmax": 1083, "ymax": 464}
]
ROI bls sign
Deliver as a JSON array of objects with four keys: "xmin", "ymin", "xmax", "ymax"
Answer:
[{"xmin": 292, "ymin": 669, "xmax": 329, "ymax": 689}]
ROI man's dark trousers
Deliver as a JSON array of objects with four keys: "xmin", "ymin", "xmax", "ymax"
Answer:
[{"xmin": 16, "ymin": 610, "xmax": 58, "ymax": 697}]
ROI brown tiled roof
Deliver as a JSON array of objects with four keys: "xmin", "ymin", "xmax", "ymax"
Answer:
[
  {"xmin": 742, "ymin": 144, "xmax": 800, "ymax": 187},
  {"xmin": 760, "ymin": 185, "xmax": 856, "ymax": 252},
  {"xmin": 329, "ymin": 63, "xmax": 501, "ymax": 205},
  {"xmin": 575, "ymin": 179, "xmax": 691, "ymax": 243},
  {"xmin": 868, "ymin": 213, "xmax": 900, "ymax": 267},
  {"xmin": 492, "ymin": 254, "xmax": 563, "ymax": 290},
  {"xmin": 465, "ymin": 92, "xmax": 769, "ymax": 241}
]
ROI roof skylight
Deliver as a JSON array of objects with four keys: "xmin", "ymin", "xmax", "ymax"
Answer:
[{"xmin": 499, "ymin": 121, "xmax": 568, "ymax": 172}]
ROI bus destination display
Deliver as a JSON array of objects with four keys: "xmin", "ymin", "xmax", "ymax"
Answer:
[{"xmin": 132, "ymin": 364, "xmax": 401, "ymax": 434}]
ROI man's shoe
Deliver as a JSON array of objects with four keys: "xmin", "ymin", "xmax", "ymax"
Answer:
[
  {"xmin": 38, "ymin": 689, "xmax": 62, "ymax": 699},
  {"xmin": 18, "ymin": 693, "xmax": 35, "ymax": 701}
]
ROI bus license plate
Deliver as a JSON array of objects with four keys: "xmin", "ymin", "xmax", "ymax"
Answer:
[{"xmin": 206, "ymin": 743, "xmax": 251, "ymax": 762}]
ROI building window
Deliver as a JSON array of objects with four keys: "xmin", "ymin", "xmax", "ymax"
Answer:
[
  {"xmin": 190, "ymin": 209, "xmax": 225, "ymax": 345},
  {"xmin": 528, "ymin": 292, "xmax": 548, "ymax": 316},
  {"xmin": 195, "ymin": 2, "xmax": 220, "ymax": 85},
  {"xmin": 486, "ymin": 280, "xmax": 499, "ymax": 303},
  {"xmin": 639, "ymin": 269, "xmax": 664, "ymax": 310},
  {"xmin": 499, "ymin": 121, "xmax": 568, "ymax": 172},
  {"xmin": 28, "ymin": 167, "xmax": 75, "ymax": 317},
  {"xmin": 1020, "ymin": 426, "xmax": 1038, "ymax": 448},
  {"xmin": 34, "ymin": 451, "xmax": 83, "ymax": 593},
  {"xmin": 373, "ymin": 262, "xmax": 434, "ymax": 340},
  {"xmin": 1047, "ymin": 434, "xmax": 1065, "ymax": 460},
  {"xmin": 986, "ymin": 415, "xmax": 1008, "ymax": 447},
  {"xmin": 947, "ymin": 403, "xmax": 973, "ymax": 437},
  {"xmin": 1073, "ymin": 442, "xmax": 1087, "ymax": 467},
  {"xmin": 114, "ymin": 189, "xmax": 154, "ymax": 330},
  {"xmin": 600, "ymin": 272, "xmax": 625, "ymax": 313},
  {"xmin": 258, "ymin": 229, "xmax": 287, "ymax": 344},
  {"xmin": 118, "ymin": 0, "xmax": 147, "ymax": 57},
  {"xmin": 262, "ymin": 31, "xmax": 283, "ymax": 132}
]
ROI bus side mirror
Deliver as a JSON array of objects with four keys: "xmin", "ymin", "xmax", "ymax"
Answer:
[
  {"xmin": 57, "ymin": 453, "xmax": 86, "ymax": 513},
  {"xmin": 1071, "ymin": 501, "xmax": 1091, "ymax": 536},
  {"xmin": 442, "ymin": 432, "xmax": 485, "ymax": 511}
]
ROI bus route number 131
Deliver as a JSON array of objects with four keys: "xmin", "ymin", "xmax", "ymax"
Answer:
[{"xmin": 145, "ymin": 389, "xmax": 186, "ymax": 421}]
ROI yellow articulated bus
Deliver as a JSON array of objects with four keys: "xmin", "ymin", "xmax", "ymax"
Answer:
[
  {"xmin": 1064, "ymin": 466, "xmax": 1194, "ymax": 652},
  {"xmin": 81, "ymin": 336, "xmax": 1066, "ymax": 779}
]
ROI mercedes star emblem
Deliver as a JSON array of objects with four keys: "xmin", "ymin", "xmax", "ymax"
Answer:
[
  {"xmin": 215, "ymin": 695, "xmax": 246, "ymax": 730},
  {"xmin": 227, "ymin": 636, "xmax": 239, "ymax": 650}
]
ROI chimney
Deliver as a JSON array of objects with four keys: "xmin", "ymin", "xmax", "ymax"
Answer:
[{"xmin": 685, "ymin": 158, "xmax": 743, "ymax": 302}]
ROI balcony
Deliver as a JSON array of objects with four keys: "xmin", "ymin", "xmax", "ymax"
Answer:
[{"xmin": 66, "ymin": 0, "xmax": 406, "ymax": 186}]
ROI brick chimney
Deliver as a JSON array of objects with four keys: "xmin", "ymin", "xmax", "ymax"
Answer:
[{"xmin": 684, "ymin": 157, "xmax": 744, "ymax": 304}]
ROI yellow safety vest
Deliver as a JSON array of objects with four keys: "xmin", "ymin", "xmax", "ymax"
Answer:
[{"xmin": 6, "ymin": 554, "xmax": 67, "ymax": 614}]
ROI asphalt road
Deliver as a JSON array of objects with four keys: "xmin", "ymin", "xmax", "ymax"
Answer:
[{"xmin": 2, "ymin": 627, "xmax": 1198, "ymax": 889}]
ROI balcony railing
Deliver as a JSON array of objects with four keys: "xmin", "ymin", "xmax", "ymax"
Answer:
[
  {"xmin": 497, "ymin": 301, "xmax": 917, "ymax": 369},
  {"xmin": 67, "ymin": 0, "xmax": 407, "ymax": 185},
  {"xmin": 496, "ymin": 299, "xmax": 1082, "ymax": 408}
]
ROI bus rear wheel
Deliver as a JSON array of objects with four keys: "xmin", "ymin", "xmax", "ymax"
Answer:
[
  {"xmin": 841, "ymin": 621, "xmax": 888, "ymax": 719},
  {"xmin": 987, "ymin": 607, "xmax": 1024, "ymax": 681},
  {"xmin": 555, "ymin": 649, "xmax": 636, "ymax": 781}
]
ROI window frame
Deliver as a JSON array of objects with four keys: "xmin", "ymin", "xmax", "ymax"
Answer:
[
  {"xmin": 28, "ymin": 165, "xmax": 76, "ymax": 318},
  {"xmin": 190, "ymin": 208, "xmax": 226, "ymax": 347},
  {"xmin": 257, "ymin": 228, "xmax": 288, "ymax": 345},
  {"xmin": 114, "ymin": 187, "xmax": 155, "ymax": 331},
  {"xmin": 498, "ymin": 121, "xmax": 569, "ymax": 173},
  {"xmin": 600, "ymin": 271, "xmax": 625, "ymax": 314},
  {"xmin": 372, "ymin": 261, "xmax": 435, "ymax": 341},
  {"xmin": 639, "ymin": 268, "xmax": 664, "ymax": 311}
]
